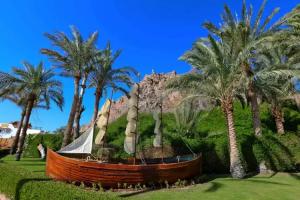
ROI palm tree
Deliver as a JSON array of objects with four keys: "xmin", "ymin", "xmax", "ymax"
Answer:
[
  {"xmin": 0, "ymin": 90, "xmax": 51, "ymax": 154},
  {"xmin": 89, "ymin": 42, "xmax": 137, "ymax": 123},
  {"xmin": 203, "ymin": 0, "xmax": 290, "ymax": 136},
  {"xmin": 41, "ymin": 26, "xmax": 98, "ymax": 146},
  {"xmin": 73, "ymin": 55, "xmax": 96, "ymax": 139},
  {"xmin": 173, "ymin": 100, "xmax": 200, "ymax": 138},
  {"xmin": 0, "ymin": 90, "xmax": 28, "ymax": 154},
  {"xmin": 167, "ymin": 35, "xmax": 246, "ymax": 178},
  {"xmin": 0, "ymin": 61, "xmax": 64, "ymax": 160},
  {"xmin": 254, "ymin": 45, "xmax": 300, "ymax": 134}
]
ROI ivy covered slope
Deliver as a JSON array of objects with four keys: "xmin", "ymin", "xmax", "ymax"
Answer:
[{"xmin": 106, "ymin": 102, "xmax": 300, "ymax": 173}]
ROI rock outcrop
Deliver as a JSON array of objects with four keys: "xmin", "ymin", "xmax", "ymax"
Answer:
[{"xmin": 109, "ymin": 71, "xmax": 182, "ymax": 122}]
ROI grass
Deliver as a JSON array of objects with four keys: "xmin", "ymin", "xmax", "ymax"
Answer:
[
  {"xmin": 1, "ymin": 155, "xmax": 300, "ymax": 200},
  {"xmin": 0, "ymin": 155, "xmax": 118, "ymax": 200},
  {"xmin": 1, "ymin": 155, "xmax": 46, "ymax": 176},
  {"xmin": 128, "ymin": 173, "xmax": 300, "ymax": 200},
  {"xmin": 2, "ymin": 102, "xmax": 299, "ymax": 199}
]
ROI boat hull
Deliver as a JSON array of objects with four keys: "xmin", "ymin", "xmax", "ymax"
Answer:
[{"xmin": 46, "ymin": 149, "xmax": 202, "ymax": 187}]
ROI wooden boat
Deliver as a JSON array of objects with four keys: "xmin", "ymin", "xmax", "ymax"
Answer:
[
  {"xmin": 46, "ymin": 86, "xmax": 202, "ymax": 187},
  {"xmin": 46, "ymin": 149, "xmax": 202, "ymax": 187}
]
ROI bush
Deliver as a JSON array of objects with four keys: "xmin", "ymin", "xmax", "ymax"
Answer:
[
  {"xmin": 105, "ymin": 102, "xmax": 300, "ymax": 173},
  {"xmin": 0, "ymin": 148, "xmax": 10, "ymax": 159},
  {"xmin": 23, "ymin": 133, "xmax": 62, "ymax": 158},
  {"xmin": 21, "ymin": 101, "xmax": 299, "ymax": 173}
]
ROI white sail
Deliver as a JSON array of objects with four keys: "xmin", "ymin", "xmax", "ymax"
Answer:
[
  {"xmin": 58, "ymin": 126, "xmax": 94, "ymax": 154},
  {"xmin": 124, "ymin": 136, "xmax": 135, "ymax": 154},
  {"xmin": 125, "ymin": 123, "xmax": 136, "ymax": 136},
  {"xmin": 153, "ymin": 112, "xmax": 162, "ymax": 147},
  {"xmin": 57, "ymin": 99, "xmax": 112, "ymax": 154},
  {"xmin": 95, "ymin": 99, "xmax": 111, "ymax": 145},
  {"xmin": 124, "ymin": 84, "xmax": 139, "ymax": 154}
]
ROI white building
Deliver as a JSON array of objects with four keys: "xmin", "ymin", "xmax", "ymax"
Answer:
[{"xmin": 0, "ymin": 122, "xmax": 42, "ymax": 138}]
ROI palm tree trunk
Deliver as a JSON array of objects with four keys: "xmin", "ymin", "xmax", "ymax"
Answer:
[
  {"xmin": 243, "ymin": 62, "xmax": 262, "ymax": 137},
  {"xmin": 222, "ymin": 99, "xmax": 245, "ymax": 179},
  {"xmin": 271, "ymin": 105, "xmax": 285, "ymax": 134},
  {"xmin": 73, "ymin": 75, "xmax": 88, "ymax": 139},
  {"xmin": 91, "ymin": 86, "xmax": 103, "ymax": 123},
  {"xmin": 248, "ymin": 83, "xmax": 262, "ymax": 137},
  {"xmin": 10, "ymin": 104, "xmax": 27, "ymax": 154},
  {"xmin": 62, "ymin": 77, "xmax": 80, "ymax": 147},
  {"xmin": 15, "ymin": 96, "xmax": 35, "ymax": 161}
]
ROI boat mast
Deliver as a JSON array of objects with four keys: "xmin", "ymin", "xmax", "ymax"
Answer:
[
  {"xmin": 134, "ymin": 74, "xmax": 141, "ymax": 164},
  {"xmin": 160, "ymin": 95, "xmax": 164, "ymax": 163}
]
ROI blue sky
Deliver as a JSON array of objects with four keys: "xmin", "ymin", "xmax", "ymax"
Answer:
[{"xmin": 0, "ymin": 0, "xmax": 299, "ymax": 131}]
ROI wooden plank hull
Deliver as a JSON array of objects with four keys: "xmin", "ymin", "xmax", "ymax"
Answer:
[{"xmin": 46, "ymin": 149, "xmax": 202, "ymax": 187}]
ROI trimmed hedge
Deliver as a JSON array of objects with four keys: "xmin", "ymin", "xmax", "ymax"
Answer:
[{"xmin": 23, "ymin": 133, "xmax": 62, "ymax": 158}]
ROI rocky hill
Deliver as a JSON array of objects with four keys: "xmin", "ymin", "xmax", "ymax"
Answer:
[{"xmin": 108, "ymin": 71, "xmax": 182, "ymax": 122}]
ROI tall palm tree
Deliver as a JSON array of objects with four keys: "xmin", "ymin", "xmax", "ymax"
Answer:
[
  {"xmin": 89, "ymin": 42, "xmax": 137, "ymax": 123},
  {"xmin": 0, "ymin": 90, "xmax": 50, "ymax": 154},
  {"xmin": 0, "ymin": 61, "xmax": 64, "ymax": 160},
  {"xmin": 203, "ymin": 0, "xmax": 290, "ymax": 136},
  {"xmin": 73, "ymin": 55, "xmax": 96, "ymax": 139},
  {"xmin": 167, "ymin": 35, "xmax": 246, "ymax": 178},
  {"xmin": 263, "ymin": 80, "xmax": 294, "ymax": 134},
  {"xmin": 254, "ymin": 45, "xmax": 300, "ymax": 134},
  {"xmin": 41, "ymin": 26, "xmax": 98, "ymax": 146},
  {"xmin": 0, "ymin": 90, "xmax": 28, "ymax": 154}
]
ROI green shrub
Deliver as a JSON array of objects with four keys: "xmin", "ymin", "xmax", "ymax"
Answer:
[
  {"xmin": 0, "ymin": 148, "xmax": 10, "ymax": 159},
  {"xmin": 23, "ymin": 133, "xmax": 62, "ymax": 158},
  {"xmin": 105, "ymin": 102, "xmax": 300, "ymax": 173},
  {"xmin": 20, "ymin": 101, "xmax": 298, "ymax": 172}
]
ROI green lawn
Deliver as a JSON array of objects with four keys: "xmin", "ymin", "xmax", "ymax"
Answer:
[
  {"xmin": 1, "ymin": 155, "xmax": 46, "ymax": 176},
  {"xmin": 0, "ymin": 156, "xmax": 118, "ymax": 200},
  {"xmin": 1, "ymin": 155, "xmax": 300, "ymax": 200},
  {"xmin": 129, "ymin": 173, "xmax": 300, "ymax": 200}
]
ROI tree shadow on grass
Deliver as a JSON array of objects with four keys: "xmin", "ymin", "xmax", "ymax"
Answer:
[
  {"xmin": 19, "ymin": 163, "xmax": 45, "ymax": 166},
  {"xmin": 244, "ymin": 179, "xmax": 290, "ymax": 186},
  {"xmin": 198, "ymin": 173, "xmax": 292, "ymax": 195},
  {"xmin": 246, "ymin": 172, "xmax": 278, "ymax": 179},
  {"xmin": 204, "ymin": 182, "xmax": 223, "ymax": 192},
  {"xmin": 32, "ymin": 170, "xmax": 46, "ymax": 173},
  {"xmin": 119, "ymin": 188, "xmax": 161, "ymax": 198},
  {"xmin": 15, "ymin": 178, "xmax": 50, "ymax": 200},
  {"xmin": 119, "ymin": 174, "xmax": 229, "ymax": 198},
  {"xmin": 289, "ymin": 173, "xmax": 300, "ymax": 181}
]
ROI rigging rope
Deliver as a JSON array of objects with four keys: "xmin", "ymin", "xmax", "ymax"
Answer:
[{"xmin": 180, "ymin": 137, "xmax": 196, "ymax": 157}]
